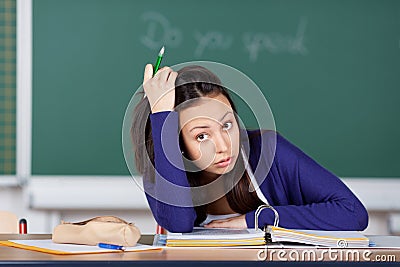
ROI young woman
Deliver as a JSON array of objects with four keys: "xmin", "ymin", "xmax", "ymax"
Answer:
[{"xmin": 131, "ymin": 64, "xmax": 368, "ymax": 233}]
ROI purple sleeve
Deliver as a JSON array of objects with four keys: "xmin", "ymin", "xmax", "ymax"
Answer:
[
  {"xmin": 143, "ymin": 111, "xmax": 196, "ymax": 233},
  {"xmin": 245, "ymin": 133, "xmax": 369, "ymax": 231}
]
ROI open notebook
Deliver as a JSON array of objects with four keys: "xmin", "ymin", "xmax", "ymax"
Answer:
[
  {"xmin": 266, "ymin": 226, "xmax": 369, "ymax": 247},
  {"xmin": 165, "ymin": 226, "xmax": 369, "ymax": 247},
  {"xmin": 165, "ymin": 205, "xmax": 369, "ymax": 248}
]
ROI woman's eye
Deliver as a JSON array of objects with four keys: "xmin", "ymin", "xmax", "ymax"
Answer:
[
  {"xmin": 196, "ymin": 133, "xmax": 209, "ymax": 142},
  {"xmin": 223, "ymin": 122, "xmax": 233, "ymax": 130}
]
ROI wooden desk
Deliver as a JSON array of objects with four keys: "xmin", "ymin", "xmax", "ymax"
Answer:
[{"xmin": 0, "ymin": 234, "xmax": 399, "ymax": 266}]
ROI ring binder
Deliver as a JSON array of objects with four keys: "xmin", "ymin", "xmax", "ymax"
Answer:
[{"xmin": 255, "ymin": 204, "xmax": 279, "ymax": 231}]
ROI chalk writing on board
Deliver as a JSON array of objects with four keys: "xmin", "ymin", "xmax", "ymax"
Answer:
[
  {"xmin": 140, "ymin": 12, "xmax": 308, "ymax": 62},
  {"xmin": 140, "ymin": 12, "xmax": 183, "ymax": 50},
  {"xmin": 194, "ymin": 31, "xmax": 233, "ymax": 58},
  {"xmin": 243, "ymin": 17, "xmax": 308, "ymax": 62}
]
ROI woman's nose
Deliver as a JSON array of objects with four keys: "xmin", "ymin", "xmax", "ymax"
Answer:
[{"xmin": 214, "ymin": 131, "xmax": 230, "ymax": 153}]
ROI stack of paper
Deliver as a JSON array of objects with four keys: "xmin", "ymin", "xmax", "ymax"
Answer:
[
  {"xmin": 166, "ymin": 227, "xmax": 266, "ymax": 247},
  {"xmin": 267, "ymin": 226, "xmax": 369, "ymax": 247}
]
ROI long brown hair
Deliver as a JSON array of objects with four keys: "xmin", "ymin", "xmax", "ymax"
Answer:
[{"xmin": 131, "ymin": 65, "xmax": 262, "ymax": 225}]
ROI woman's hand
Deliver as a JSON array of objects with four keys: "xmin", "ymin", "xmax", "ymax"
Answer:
[
  {"xmin": 204, "ymin": 214, "xmax": 247, "ymax": 229},
  {"xmin": 143, "ymin": 64, "xmax": 177, "ymax": 113}
]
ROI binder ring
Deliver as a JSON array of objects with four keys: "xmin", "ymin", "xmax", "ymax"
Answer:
[{"xmin": 255, "ymin": 204, "xmax": 279, "ymax": 230}]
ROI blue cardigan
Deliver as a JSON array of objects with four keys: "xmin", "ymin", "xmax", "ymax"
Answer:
[{"xmin": 143, "ymin": 111, "xmax": 368, "ymax": 233}]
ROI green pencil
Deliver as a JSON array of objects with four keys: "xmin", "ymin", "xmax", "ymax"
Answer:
[{"xmin": 153, "ymin": 46, "xmax": 165, "ymax": 76}]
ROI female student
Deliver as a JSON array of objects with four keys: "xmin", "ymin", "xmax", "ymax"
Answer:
[{"xmin": 131, "ymin": 64, "xmax": 368, "ymax": 233}]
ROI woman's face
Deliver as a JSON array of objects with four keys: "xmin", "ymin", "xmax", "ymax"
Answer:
[{"xmin": 179, "ymin": 93, "xmax": 240, "ymax": 176}]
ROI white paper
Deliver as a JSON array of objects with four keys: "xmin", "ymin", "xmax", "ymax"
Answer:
[
  {"xmin": 9, "ymin": 239, "xmax": 157, "ymax": 253},
  {"xmin": 168, "ymin": 227, "xmax": 265, "ymax": 240}
]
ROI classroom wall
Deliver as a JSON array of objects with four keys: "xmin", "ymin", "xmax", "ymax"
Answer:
[
  {"xmin": 0, "ymin": 193, "xmax": 157, "ymax": 234},
  {"xmin": 1, "ymin": 177, "xmax": 400, "ymax": 234}
]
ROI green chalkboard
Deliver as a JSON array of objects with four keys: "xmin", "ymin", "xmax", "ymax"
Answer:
[
  {"xmin": 0, "ymin": 0, "xmax": 16, "ymax": 175},
  {"xmin": 32, "ymin": 0, "xmax": 400, "ymax": 177}
]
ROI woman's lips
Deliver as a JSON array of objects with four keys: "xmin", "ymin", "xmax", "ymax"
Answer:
[{"xmin": 215, "ymin": 157, "xmax": 232, "ymax": 168}]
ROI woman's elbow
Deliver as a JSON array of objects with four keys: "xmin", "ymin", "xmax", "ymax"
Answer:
[
  {"xmin": 155, "ymin": 212, "xmax": 195, "ymax": 233},
  {"xmin": 165, "ymin": 223, "xmax": 193, "ymax": 233},
  {"xmin": 346, "ymin": 200, "xmax": 369, "ymax": 231},
  {"xmin": 340, "ymin": 198, "xmax": 369, "ymax": 231},
  {"xmin": 356, "ymin": 204, "xmax": 369, "ymax": 231},
  {"xmin": 159, "ymin": 220, "xmax": 194, "ymax": 233}
]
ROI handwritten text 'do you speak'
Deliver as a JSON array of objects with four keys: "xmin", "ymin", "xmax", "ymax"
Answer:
[{"xmin": 140, "ymin": 12, "xmax": 308, "ymax": 62}]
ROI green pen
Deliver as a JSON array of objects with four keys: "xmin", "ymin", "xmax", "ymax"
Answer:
[{"xmin": 153, "ymin": 46, "xmax": 165, "ymax": 76}]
